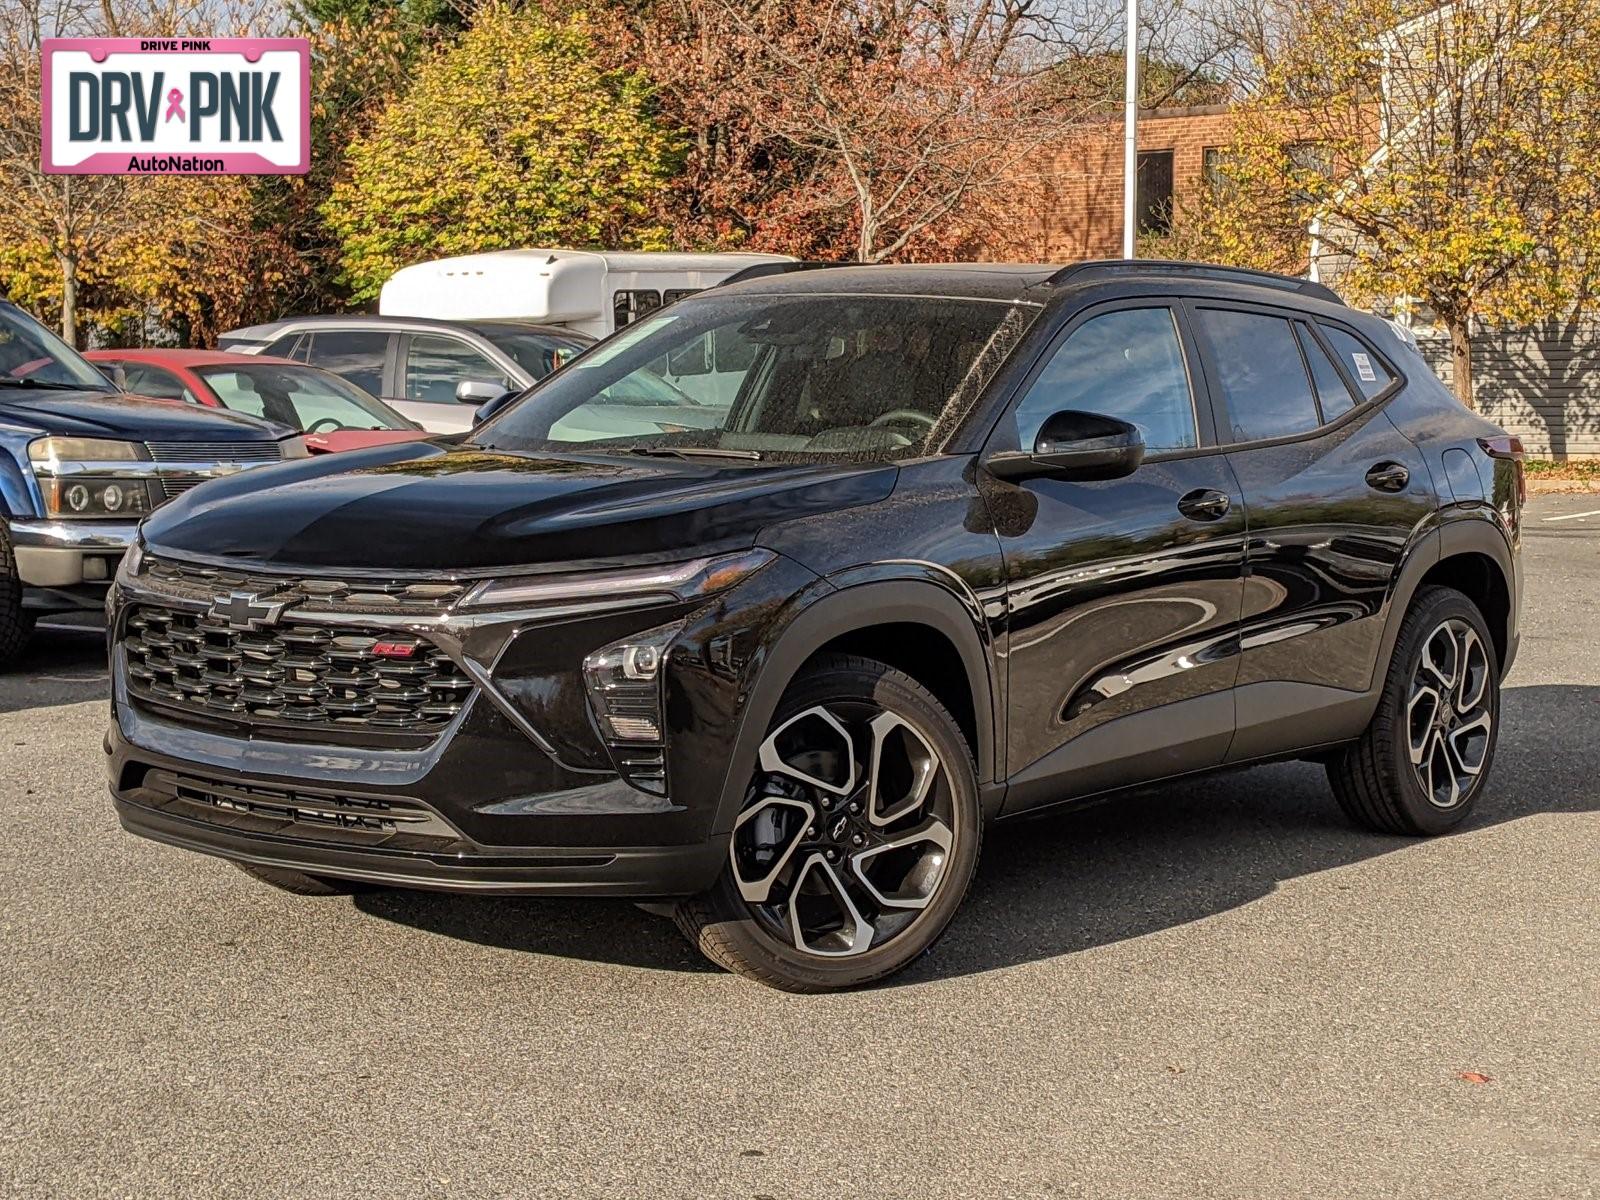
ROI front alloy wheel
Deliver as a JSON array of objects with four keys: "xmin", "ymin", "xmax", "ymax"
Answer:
[{"xmin": 675, "ymin": 654, "xmax": 980, "ymax": 991}]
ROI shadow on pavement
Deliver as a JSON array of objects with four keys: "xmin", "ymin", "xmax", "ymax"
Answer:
[
  {"xmin": 357, "ymin": 682, "xmax": 1598, "ymax": 984},
  {"xmin": 0, "ymin": 619, "xmax": 108, "ymax": 713}
]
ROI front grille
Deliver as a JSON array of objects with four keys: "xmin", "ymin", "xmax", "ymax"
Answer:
[
  {"xmin": 124, "ymin": 604, "xmax": 474, "ymax": 735},
  {"xmin": 142, "ymin": 557, "xmax": 465, "ymax": 614},
  {"xmin": 144, "ymin": 440, "xmax": 284, "ymax": 499}
]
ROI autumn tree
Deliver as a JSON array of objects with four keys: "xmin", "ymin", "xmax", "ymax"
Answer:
[
  {"xmin": 1161, "ymin": 0, "xmax": 1600, "ymax": 407},
  {"xmin": 695, "ymin": 0, "xmax": 1101, "ymax": 263},
  {"xmin": 324, "ymin": 6, "xmax": 683, "ymax": 302}
]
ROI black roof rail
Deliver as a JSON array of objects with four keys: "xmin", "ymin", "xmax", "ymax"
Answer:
[
  {"xmin": 1047, "ymin": 259, "xmax": 1344, "ymax": 306},
  {"xmin": 716, "ymin": 260, "xmax": 860, "ymax": 287}
]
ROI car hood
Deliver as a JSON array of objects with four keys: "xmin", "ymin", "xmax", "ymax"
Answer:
[
  {"xmin": 138, "ymin": 440, "xmax": 898, "ymax": 573},
  {"xmin": 0, "ymin": 388, "xmax": 289, "ymax": 441}
]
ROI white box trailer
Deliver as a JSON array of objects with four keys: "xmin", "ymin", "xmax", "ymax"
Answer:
[{"xmin": 378, "ymin": 250, "xmax": 794, "ymax": 338}]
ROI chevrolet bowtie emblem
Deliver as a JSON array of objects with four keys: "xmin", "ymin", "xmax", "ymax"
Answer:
[{"xmin": 209, "ymin": 590, "xmax": 290, "ymax": 631}]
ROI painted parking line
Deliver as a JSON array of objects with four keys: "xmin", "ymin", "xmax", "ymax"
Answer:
[{"xmin": 1541, "ymin": 508, "xmax": 1600, "ymax": 522}]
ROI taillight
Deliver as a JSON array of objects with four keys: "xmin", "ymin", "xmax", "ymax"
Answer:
[{"xmin": 1477, "ymin": 435, "xmax": 1526, "ymax": 504}]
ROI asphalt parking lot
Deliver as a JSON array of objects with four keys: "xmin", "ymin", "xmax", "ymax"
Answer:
[{"xmin": 2, "ymin": 496, "xmax": 1596, "ymax": 1200}]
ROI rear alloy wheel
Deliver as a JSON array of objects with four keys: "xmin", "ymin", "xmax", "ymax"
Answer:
[
  {"xmin": 1328, "ymin": 586, "xmax": 1500, "ymax": 835},
  {"xmin": 675, "ymin": 654, "xmax": 980, "ymax": 991}
]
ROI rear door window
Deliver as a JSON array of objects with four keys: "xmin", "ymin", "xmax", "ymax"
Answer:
[
  {"xmin": 1320, "ymin": 325, "xmax": 1396, "ymax": 401},
  {"xmin": 302, "ymin": 330, "xmax": 389, "ymax": 395},
  {"xmin": 403, "ymin": 335, "xmax": 508, "ymax": 404},
  {"xmin": 1194, "ymin": 308, "xmax": 1320, "ymax": 442}
]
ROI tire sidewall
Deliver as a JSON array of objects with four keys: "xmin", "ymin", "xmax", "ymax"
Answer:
[{"xmin": 702, "ymin": 659, "xmax": 981, "ymax": 990}]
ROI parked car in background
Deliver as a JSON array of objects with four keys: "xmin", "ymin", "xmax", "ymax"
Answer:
[
  {"xmin": 0, "ymin": 300, "xmax": 305, "ymax": 668},
  {"xmin": 106, "ymin": 261, "xmax": 1522, "ymax": 991},
  {"xmin": 83, "ymin": 350, "xmax": 426, "ymax": 454},
  {"xmin": 218, "ymin": 316, "xmax": 593, "ymax": 433}
]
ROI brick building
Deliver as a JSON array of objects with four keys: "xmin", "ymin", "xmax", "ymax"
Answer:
[{"xmin": 985, "ymin": 105, "xmax": 1239, "ymax": 262}]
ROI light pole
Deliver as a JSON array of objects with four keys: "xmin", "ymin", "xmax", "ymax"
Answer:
[{"xmin": 1122, "ymin": 0, "xmax": 1140, "ymax": 259}]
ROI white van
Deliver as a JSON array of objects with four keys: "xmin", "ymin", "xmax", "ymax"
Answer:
[{"xmin": 378, "ymin": 250, "xmax": 794, "ymax": 338}]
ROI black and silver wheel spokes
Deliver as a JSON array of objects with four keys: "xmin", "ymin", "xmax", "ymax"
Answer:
[
  {"xmin": 731, "ymin": 704, "xmax": 954, "ymax": 958},
  {"xmin": 1407, "ymin": 619, "xmax": 1493, "ymax": 809}
]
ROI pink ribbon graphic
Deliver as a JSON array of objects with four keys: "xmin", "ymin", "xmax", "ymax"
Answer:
[{"xmin": 164, "ymin": 88, "xmax": 185, "ymax": 123}]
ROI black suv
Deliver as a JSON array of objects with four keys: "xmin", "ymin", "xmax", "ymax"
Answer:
[{"xmin": 107, "ymin": 262, "xmax": 1522, "ymax": 991}]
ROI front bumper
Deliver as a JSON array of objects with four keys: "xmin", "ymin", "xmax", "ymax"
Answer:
[
  {"xmin": 12, "ymin": 519, "xmax": 135, "ymax": 609},
  {"xmin": 107, "ymin": 716, "xmax": 727, "ymax": 896},
  {"xmin": 103, "ymin": 551, "xmax": 820, "ymax": 897}
]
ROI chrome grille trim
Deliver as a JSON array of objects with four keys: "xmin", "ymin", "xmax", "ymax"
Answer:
[
  {"xmin": 140, "ymin": 557, "xmax": 467, "ymax": 615},
  {"xmin": 144, "ymin": 442, "xmax": 285, "ymax": 499}
]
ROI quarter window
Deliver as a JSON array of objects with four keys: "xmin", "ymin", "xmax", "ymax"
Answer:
[
  {"xmin": 1320, "ymin": 325, "xmax": 1396, "ymax": 401},
  {"xmin": 1014, "ymin": 307, "xmax": 1197, "ymax": 455},
  {"xmin": 1296, "ymin": 323, "xmax": 1356, "ymax": 418},
  {"xmin": 1195, "ymin": 308, "xmax": 1320, "ymax": 442},
  {"xmin": 302, "ymin": 330, "xmax": 388, "ymax": 395},
  {"xmin": 403, "ymin": 335, "xmax": 507, "ymax": 404}
]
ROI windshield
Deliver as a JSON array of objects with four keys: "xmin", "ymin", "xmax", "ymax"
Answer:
[
  {"xmin": 472, "ymin": 294, "xmax": 1037, "ymax": 461},
  {"xmin": 196, "ymin": 364, "xmax": 417, "ymax": 432},
  {"xmin": 475, "ymin": 325, "xmax": 592, "ymax": 380},
  {"xmin": 0, "ymin": 304, "xmax": 113, "ymax": 391}
]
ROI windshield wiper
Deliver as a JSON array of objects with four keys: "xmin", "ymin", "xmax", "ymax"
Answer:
[
  {"xmin": 0, "ymin": 377, "xmax": 100, "ymax": 392},
  {"xmin": 622, "ymin": 445, "xmax": 764, "ymax": 462}
]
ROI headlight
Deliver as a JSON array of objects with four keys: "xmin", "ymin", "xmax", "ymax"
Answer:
[
  {"xmin": 461, "ymin": 548, "xmax": 774, "ymax": 612},
  {"xmin": 28, "ymin": 437, "xmax": 142, "ymax": 468},
  {"xmin": 116, "ymin": 538, "xmax": 147, "ymax": 582},
  {"xmin": 280, "ymin": 436, "xmax": 311, "ymax": 460},
  {"xmin": 28, "ymin": 437, "xmax": 157, "ymax": 519},
  {"xmin": 583, "ymin": 620, "xmax": 680, "ymax": 745}
]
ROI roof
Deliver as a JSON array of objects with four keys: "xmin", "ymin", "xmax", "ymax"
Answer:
[
  {"xmin": 715, "ymin": 263, "xmax": 1061, "ymax": 302},
  {"xmin": 220, "ymin": 315, "xmax": 594, "ymax": 342},
  {"xmin": 402, "ymin": 249, "xmax": 794, "ymax": 273},
  {"xmin": 84, "ymin": 348, "xmax": 298, "ymax": 367}
]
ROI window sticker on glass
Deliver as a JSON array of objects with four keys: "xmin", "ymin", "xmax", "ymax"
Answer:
[{"xmin": 1351, "ymin": 352, "xmax": 1378, "ymax": 383}]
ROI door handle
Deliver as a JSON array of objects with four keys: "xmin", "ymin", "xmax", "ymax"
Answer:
[
  {"xmin": 1177, "ymin": 489, "xmax": 1231, "ymax": 521},
  {"xmin": 1365, "ymin": 462, "xmax": 1410, "ymax": 492}
]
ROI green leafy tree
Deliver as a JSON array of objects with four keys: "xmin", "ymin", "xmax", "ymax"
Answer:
[{"xmin": 325, "ymin": 6, "xmax": 683, "ymax": 303}]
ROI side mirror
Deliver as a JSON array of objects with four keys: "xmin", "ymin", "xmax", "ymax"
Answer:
[
  {"xmin": 472, "ymin": 388, "xmax": 522, "ymax": 425},
  {"xmin": 985, "ymin": 410, "xmax": 1145, "ymax": 482},
  {"xmin": 456, "ymin": 378, "xmax": 510, "ymax": 405}
]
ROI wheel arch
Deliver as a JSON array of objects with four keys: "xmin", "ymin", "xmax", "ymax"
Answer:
[
  {"xmin": 712, "ymin": 579, "xmax": 999, "ymax": 836},
  {"xmin": 1373, "ymin": 514, "xmax": 1517, "ymax": 689}
]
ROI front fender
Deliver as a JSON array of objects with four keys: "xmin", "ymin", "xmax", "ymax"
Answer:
[
  {"xmin": 0, "ymin": 425, "xmax": 44, "ymax": 520},
  {"xmin": 707, "ymin": 576, "xmax": 1000, "ymax": 837}
]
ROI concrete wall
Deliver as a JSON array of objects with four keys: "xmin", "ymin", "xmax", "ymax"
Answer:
[{"xmin": 1415, "ymin": 323, "xmax": 1600, "ymax": 459}]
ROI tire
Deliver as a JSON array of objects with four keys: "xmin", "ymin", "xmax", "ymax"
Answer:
[
  {"xmin": 232, "ymin": 861, "xmax": 378, "ymax": 896},
  {"xmin": 674, "ymin": 653, "xmax": 982, "ymax": 992},
  {"xmin": 0, "ymin": 522, "xmax": 35, "ymax": 670},
  {"xmin": 1327, "ymin": 586, "xmax": 1501, "ymax": 836}
]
